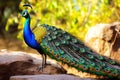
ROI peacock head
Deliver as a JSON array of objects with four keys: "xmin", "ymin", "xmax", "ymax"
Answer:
[
  {"xmin": 21, "ymin": 10, "xmax": 30, "ymax": 18},
  {"xmin": 21, "ymin": 4, "xmax": 32, "ymax": 19}
]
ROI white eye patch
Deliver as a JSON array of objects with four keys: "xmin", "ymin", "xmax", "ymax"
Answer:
[{"xmin": 23, "ymin": 12, "xmax": 27, "ymax": 16}]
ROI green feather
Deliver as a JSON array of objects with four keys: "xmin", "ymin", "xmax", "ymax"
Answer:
[{"xmin": 39, "ymin": 24, "xmax": 120, "ymax": 78}]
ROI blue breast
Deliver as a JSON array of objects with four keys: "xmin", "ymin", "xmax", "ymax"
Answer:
[{"xmin": 23, "ymin": 18, "xmax": 40, "ymax": 50}]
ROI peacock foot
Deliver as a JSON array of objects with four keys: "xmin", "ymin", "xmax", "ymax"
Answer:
[{"xmin": 36, "ymin": 64, "xmax": 46, "ymax": 72}]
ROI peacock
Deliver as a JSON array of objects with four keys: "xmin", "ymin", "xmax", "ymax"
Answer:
[{"xmin": 21, "ymin": 4, "xmax": 120, "ymax": 78}]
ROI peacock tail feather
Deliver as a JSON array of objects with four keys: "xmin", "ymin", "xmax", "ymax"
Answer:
[{"xmin": 35, "ymin": 24, "xmax": 120, "ymax": 78}]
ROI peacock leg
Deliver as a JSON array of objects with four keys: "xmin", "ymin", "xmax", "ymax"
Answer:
[
  {"xmin": 44, "ymin": 54, "xmax": 47, "ymax": 65},
  {"xmin": 42, "ymin": 54, "xmax": 47, "ymax": 68},
  {"xmin": 37, "ymin": 54, "xmax": 47, "ymax": 71}
]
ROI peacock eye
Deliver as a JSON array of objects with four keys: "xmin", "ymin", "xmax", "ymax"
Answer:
[{"xmin": 23, "ymin": 11, "xmax": 27, "ymax": 16}]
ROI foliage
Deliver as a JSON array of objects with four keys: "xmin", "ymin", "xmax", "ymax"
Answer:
[{"xmin": 6, "ymin": 0, "xmax": 120, "ymax": 41}]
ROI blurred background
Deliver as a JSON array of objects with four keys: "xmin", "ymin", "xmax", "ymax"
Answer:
[{"xmin": 0, "ymin": 0, "xmax": 120, "ymax": 52}]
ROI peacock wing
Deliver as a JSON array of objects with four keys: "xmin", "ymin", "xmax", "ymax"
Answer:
[
  {"xmin": 32, "ymin": 25, "xmax": 47, "ymax": 43},
  {"xmin": 40, "ymin": 24, "xmax": 120, "ymax": 77}
]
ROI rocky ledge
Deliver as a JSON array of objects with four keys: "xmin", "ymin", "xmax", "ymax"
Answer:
[
  {"xmin": 0, "ymin": 50, "xmax": 66, "ymax": 80},
  {"xmin": 10, "ymin": 74, "xmax": 96, "ymax": 80}
]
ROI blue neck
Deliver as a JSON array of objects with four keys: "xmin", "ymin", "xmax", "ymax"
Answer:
[
  {"xmin": 23, "ymin": 17, "xmax": 32, "ymax": 37},
  {"xmin": 23, "ymin": 15, "xmax": 46, "ymax": 54},
  {"xmin": 23, "ymin": 16, "xmax": 43, "ymax": 53},
  {"xmin": 23, "ymin": 17, "xmax": 38, "ymax": 49}
]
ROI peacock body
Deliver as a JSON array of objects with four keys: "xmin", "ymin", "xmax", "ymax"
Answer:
[{"xmin": 21, "ymin": 4, "xmax": 120, "ymax": 78}]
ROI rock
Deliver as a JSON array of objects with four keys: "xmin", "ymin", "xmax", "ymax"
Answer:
[
  {"xmin": 10, "ymin": 74, "xmax": 96, "ymax": 80},
  {"xmin": 0, "ymin": 50, "xmax": 66, "ymax": 80},
  {"xmin": 85, "ymin": 22, "xmax": 120, "ymax": 61}
]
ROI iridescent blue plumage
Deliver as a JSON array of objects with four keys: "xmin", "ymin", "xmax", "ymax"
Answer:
[{"xmin": 23, "ymin": 12, "xmax": 39, "ymax": 49}]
